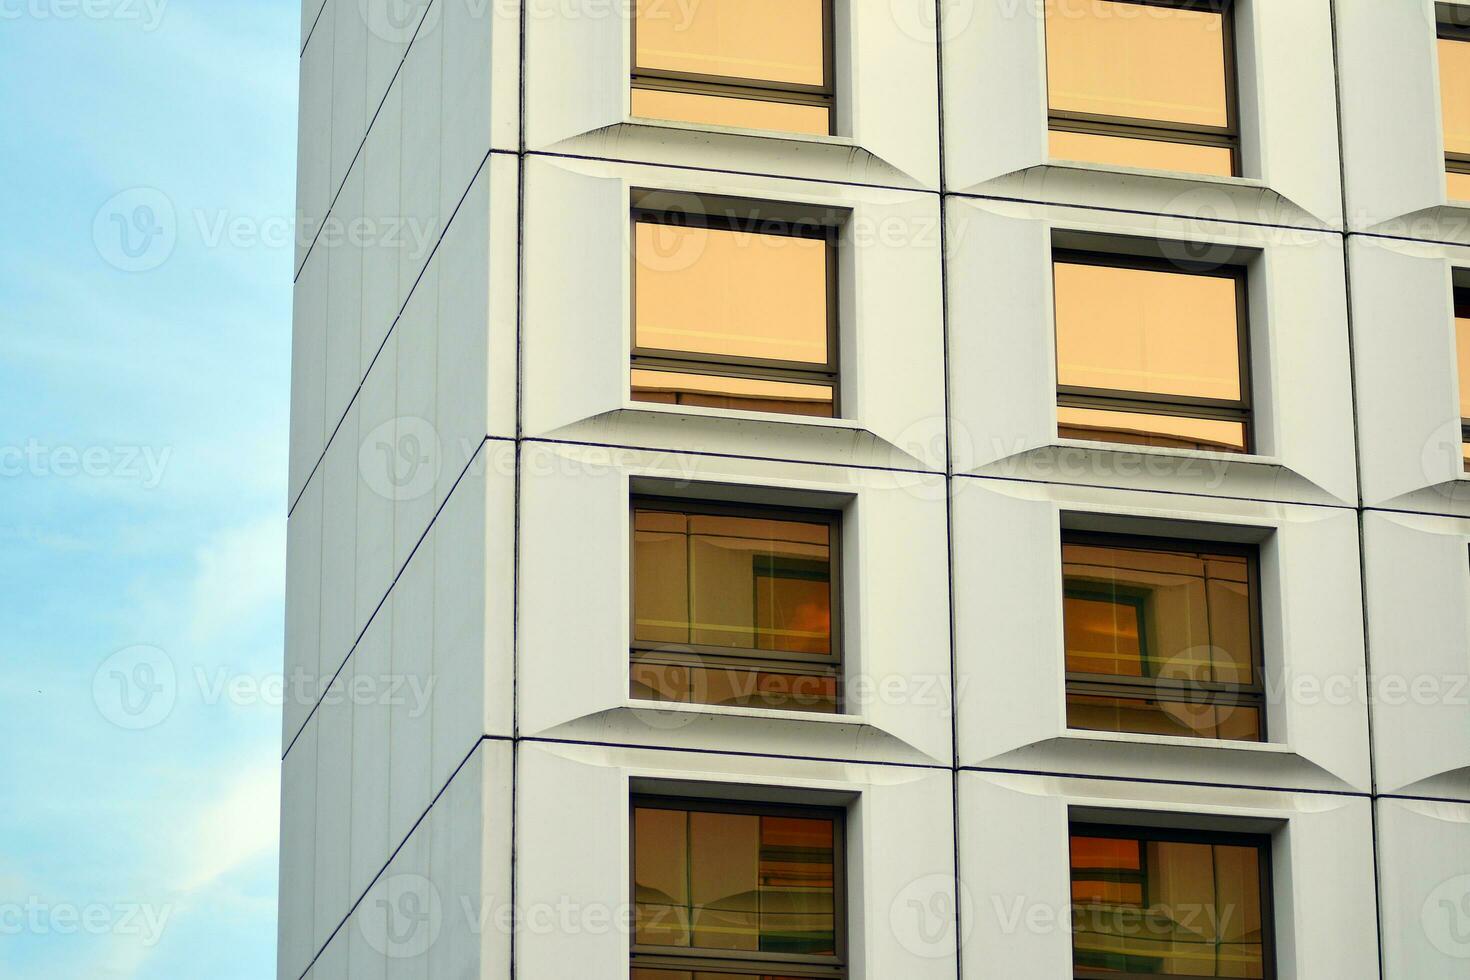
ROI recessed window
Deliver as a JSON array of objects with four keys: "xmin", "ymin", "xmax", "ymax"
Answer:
[
  {"xmin": 1053, "ymin": 251, "xmax": 1252, "ymax": 454},
  {"xmin": 632, "ymin": 208, "xmax": 839, "ymax": 418},
  {"xmin": 1062, "ymin": 531, "xmax": 1265, "ymax": 741},
  {"xmin": 1045, "ymin": 0, "xmax": 1239, "ymax": 178},
  {"xmin": 1455, "ymin": 285, "xmax": 1470, "ymax": 470},
  {"xmin": 632, "ymin": 796, "xmax": 846, "ymax": 978},
  {"xmin": 631, "ymin": 0, "xmax": 834, "ymax": 136},
  {"xmin": 1442, "ymin": 20, "xmax": 1470, "ymax": 200},
  {"xmin": 1071, "ymin": 824, "xmax": 1274, "ymax": 979},
  {"xmin": 631, "ymin": 499, "xmax": 841, "ymax": 714}
]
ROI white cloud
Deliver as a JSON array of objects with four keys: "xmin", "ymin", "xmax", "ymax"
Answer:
[
  {"xmin": 188, "ymin": 517, "xmax": 285, "ymax": 646},
  {"xmin": 176, "ymin": 762, "xmax": 280, "ymax": 894}
]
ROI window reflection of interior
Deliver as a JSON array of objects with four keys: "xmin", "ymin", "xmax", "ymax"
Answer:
[
  {"xmin": 632, "ymin": 503, "xmax": 840, "ymax": 714},
  {"xmin": 632, "ymin": 799, "xmax": 845, "ymax": 979},
  {"xmin": 1045, "ymin": 0, "xmax": 1239, "ymax": 177},
  {"xmin": 1062, "ymin": 535, "xmax": 1264, "ymax": 742},
  {"xmin": 1070, "ymin": 828, "xmax": 1271, "ymax": 979},
  {"xmin": 631, "ymin": 0, "xmax": 834, "ymax": 136},
  {"xmin": 1441, "ymin": 27, "xmax": 1470, "ymax": 200},
  {"xmin": 1053, "ymin": 253, "xmax": 1252, "ymax": 454},
  {"xmin": 633, "ymin": 212, "xmax": 838, "ymax": 419}
]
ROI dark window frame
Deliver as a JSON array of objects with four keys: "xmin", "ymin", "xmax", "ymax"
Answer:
[
  {"xmin": 631, "ymin": 207, "xmax": 842, "ymax": 416},
  {"xmin": 1069, "ymin": 822, "xmax": 1277, "ymax": 980},
  {"xmin": 630, "ymin": 0, "xmax": 838, "ymax": 136},
  {"xmin": 629, "ymin": 496, "xmax": 845, "ymax": 710},
  {"xmin": 1045, "ymin": 0, "xmax": 1242, "ymax": 176},
  {"xmin": 630, "ymin": 794, "xmax": 849, "ymax": 978},
  {"xmin": 1443, "ymin": 22, "xmax": 1470, "ymax": 182},
  {"xmin": 1052, "ymin": 248, "xmax": 1254, "ymax": 452},
  {"xmin": 1456, "ymin": 285, "xmax": 1470, "ymax": 455},
  {"xmin": 1061, "ymin": 529, "xmax": 1267, "ymax": 741}
]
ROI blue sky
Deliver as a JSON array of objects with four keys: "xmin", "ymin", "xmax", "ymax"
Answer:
[{"xmin": 0, "ymin": 2, "xmax": 298, "ymax": 975}]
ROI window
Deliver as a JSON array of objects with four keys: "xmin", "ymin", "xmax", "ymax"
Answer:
[
  {"xmin": 631, "ymin": 0, "xmax": 834, "ymax": 136},
  {"xmin": 632, "ymin": 208, "xmax": 839, "ymax": 418},
  {"xmin": 632, "ymin": 797, "xmax": 846, "ymax": 978},
  {"xmin": 1062, "ymin": 531, "xmax": 1265, "ymax": 741},
  {"xmin": 1045, "ymin": 0, "xmax": 1239, "ymax": 178},
  {"xmin": 1442, "ymin": 19, "xmax": 1470, "ymax": 201},
  {"xmin": 631, "ymin": 499, "xmax": 841, "ymax": 714},
  {"xmin": 1053, "ymin": 251, "xmax": 1252, "ymax": 454},
  {"xmin": 1456, "ymin": 286, "xmax": 1470, "ymax": 470},
  {"xmin": 1071, "ymin": 824, "xmax": 1274, "ymax": 979}
]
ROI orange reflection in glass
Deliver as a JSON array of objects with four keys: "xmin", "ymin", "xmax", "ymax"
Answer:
[
  {"xmin": 1451, "ymin": 170, "xmax": 1470, "ymax": 202},
  {"xmin": 1058, "ymin": 406, "xmax": 1249, "ymax": 453},
  {"xmin": 635, "ymin": 221, "xmax": 830, "ymax": 365},
  {"xmin": 635, "ymin": 0, "xmax": 825, "ymax": 87},
  {"xmin": 1441, "ymin": 37, "xmax": 1470, "ymax": 157},
  {"xmin": 1067, "ymin": 693, "xmax": 1263, "ymax": 741},
  {"xmin": 1049, "ymin": 128, "xmax": 1235, "ymax": 177},
  {"xmin": 631, "ymin": 369, "xmax": 835, "ymax": 418},
  {"xmin": 1455, "ymin": 289, "xmax": 1470, "ymax": 424},
  {"xmin": 1054, "ymin": 261, "xmax": 1242, "ymax": 401},
  {"xmin": 632, "ymin": 88, "xmax": 831, "ymax": 135},
  {"xmin": 1046, "ymin": 0, "xmax": 1229, "ymax": 128}
]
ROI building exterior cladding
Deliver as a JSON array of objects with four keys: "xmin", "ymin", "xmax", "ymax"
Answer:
[{"xmin": 278, "ymin": 1, "xmax": 1470, "ymax": 978}]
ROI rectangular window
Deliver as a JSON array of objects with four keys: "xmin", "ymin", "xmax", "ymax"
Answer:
[
  {"xmin": 1456, "ymin": 286, "xmax": 1470, "ymax": 470},
  {"xmin": 632, "ymin": 209, "xmax": 839, "ymax": 419},
  {"xmin": 1046, "ymin": 0, "xmax": 1239, "ymax": 178},
  {"xmin": 632, "ymin": 797, "xmax": 846, "ymax": 978},
  {"xmin": 1062, "ymin": 532, "xmax": 1265, "ymax": 742},
  {"xmin": 632, "ymin": 499, "xmax": 841, "ymax": 714},
  {"xmin": 1442, "ymin": 21, "xmax": 1470, "ymax": 201},
  {"xmin": 1053, "ymin": 251, "xmax": 1252, "ymax": 454},
  {"xmin": 631, "ymin": 0, "xmax": 834, "ymax": 136},
  {"xmin": 1071, "ymin": 824, "xmax": 1274, "ymax": 979}
]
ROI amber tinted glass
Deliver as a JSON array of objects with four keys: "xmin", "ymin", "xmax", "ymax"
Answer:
[
  {"xmin": 1055, "ymin": 261, "xmax": 1241, "ymax": 401},
  {"xmin": 1457, "ymin": 289, "xmax": 1470, "ymax": 471},
  {"xmin": 1442, "ymin": 37, "xmax": 1470, "ymax": 157},
  {"xmin": 633, "ymin": 805, "xmax": 837, "ymax": 957},
  {"xmin": 1071, "ymin": 832, "xmax": 1267, "ymax": 978},
  {"xmin": 1068, "ymin": 693, "xmax": 1263, "ymax": 741},
  {"xmin": 634, "ymin": 509, "xmax": 833, "ymax": 656},
  {"xmin": 631, "ymin": 369, "xmax": 835, "ymax": 418},
  {"xmin": 631, "ymin": 661, "xmax": 839, "ymax": 714},
  {"xmin": 632, "ymin": 88, "xmax": 831, "ymax": 136},
  {"xmin": 632, "ymin": 973, "xmax": 812, "ymax": 979},
  {"xmin": 635, "ymin": 0, "xmax": 825, "ymax": 87},
  {"xmin": 1048, "ymin": 129, "xmax": 1235, "ymax": 177},
  {"xmin": 1046, "ymin": 0, "xmax": 1229, "ymax": 127},
  {"xmin": 635, "ymin": 219, "xmax": 830, "ymax": 362},
  {"xmin": 1057, "ymin": 407, "xmax": 1249, "ymax": 454}
]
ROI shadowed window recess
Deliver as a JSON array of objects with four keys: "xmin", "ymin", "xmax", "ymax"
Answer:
[
  {"xmin": 1455, "ymin": 286, "xmax": 1470, "ymax": 470},
  {"xmin": 1045, "ymin": 0, "xmax": 1240, "ymax": 177},
  {"xmin": 1062, "ymin": 532, "xmax": 1266, "ymax": 741},
  {"xmin": 1053, "ymin": 251, "xmax": 1252, "ymax": 453},
  {"xmin": 631, "ymin": 0, "xmax": 834, "ymax": 136},
  {"xmin": 632, "ymin": 208, "xmax": 839, "ymax": 418},
  {"xmin": 632, "ymin": 797, "xmax": 846, "ymax": 978},
  {"xmin": 1441, "ymin": 17, "xmax": 1470, "ymax": 200},
  {"xmin": 1071, "ymin": 825, "xmax": 1274, "ymax": 979},
  {"xmin": 631, "ymin": 500, "xmax": 841, "ymax": 714}
]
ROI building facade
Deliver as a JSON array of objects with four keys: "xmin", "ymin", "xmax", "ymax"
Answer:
[{"xmin": 280, "ymin": 0, "xmax": 1470, "ymax": 977}]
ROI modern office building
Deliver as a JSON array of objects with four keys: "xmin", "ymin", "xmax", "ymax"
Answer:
[{"xmin": 279, "ymin": 1, "xmax": 1470, "ymax": 977}]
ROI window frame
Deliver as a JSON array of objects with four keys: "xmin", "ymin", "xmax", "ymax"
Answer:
[
  {"xmin": 1061, "ymin": 529, "xmax": 1268, "ymax": 741},
  {"xmin": 629, "ymin": 496, "xmax": 845, "ymax": 711},
  {"xmin": 629, "ymin": 0, "xmax": 838, "ymax": 136},
  {"xmin": 1443, "ymin": 22, "xmax": 1470, "ymax": 193},
  {"xmin": 1045, "ymin": 0, "xmax": 1243, "ymax": 177},
  {"xmin": 1456, "ymin": 284, "xmax": 1470, "ymax": 460},
  {"xmin": 630, "ymin": 207, "xmax": 843, "ymax": 416},
  {"xmin": 629, "ymin": 794, "xmax": 849, "ymax": 978},
  {"xmin": 1051, "ymin": 248, "xmax": 1254, "ymax": 452},
  {"xmin": 1069, "ymin": 821, "xmax": 1277, "ymax": 980}
]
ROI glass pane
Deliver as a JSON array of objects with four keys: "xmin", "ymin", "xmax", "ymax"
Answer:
[
  {"xmin": 635, "ymin": 221, "xmax": 830, "ymax": 367},
  {"xmin": 633, "ymin": 509, "xmax": 833, "ymax": 656},
  {"xmin": 1049, "ymin": 128, "xmax": 1235, "ymax": 177},
  {"xmin": 1046, "ymin": 0, "xmax": 1230, "ymax": 128},
  {"xmin": 1441, "ymin": 37, "xmax": 1470, "ymax": 156},
  {"xmin": 1071, "ymin": 832, "xmax": 1267, "ymax": 978},
  {"xmin": 691, "ymin": 811, "xmax": 761, "ymax": 951},
  {"xmin": 1054, "ymin": 260, "xmax": 1243, "ymax": 402},
  {"xmin": 635, "ymin": 0, "xmax": 826, "ymax": 87},
  {"xmin": 1067, "ymin": 692, "xmax": 1262, "ymax": 742},
  {"xmin": 633, "ymin": 972, "xmax": 813, "ymax": 980},
  {"xmin": 1456, "ymin": 289, "xmax": 1470, "ymax": 422},
  {"xmin": 635, "ymin": 808, "xmax": 691, "ymax": 947},
  {"xmin": 759, "ymin": 815, "xmax": 836, "ymax": 956},
  {"xmin": 633, "ymin": 88, "xmax": 831, "ymax": 135},
  {"xmin": 1450, "ymin": 169, "xmax": 1470, "ymax": 202},
  {"xmin": 1058, "ymin": 406, "xmax": 1248, "ymax": 453},
  {"xmin": 631, "ymin": 660, "xmax": 840, "ymax": 713},
  {"xmin": 632, "ymin": 369, "xmax": 835, "ymax": 418},
  {"xmin": 1063, "ymin": 541, "xmax": 1256, "ymax": 684}
]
